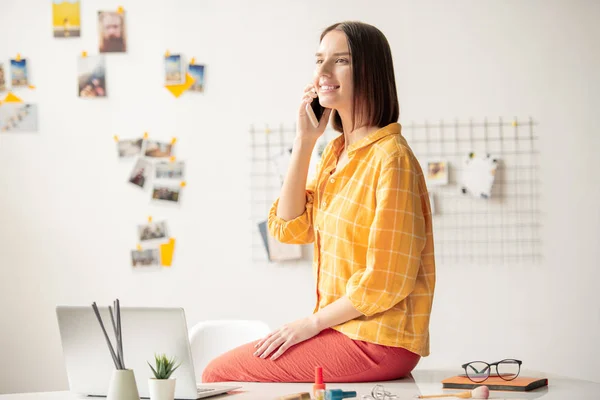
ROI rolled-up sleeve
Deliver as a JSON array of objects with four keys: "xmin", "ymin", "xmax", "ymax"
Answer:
[
  {"xmin": 346, "ymin": 154, "xmax": 427, "ymax": 316},
  {"xmin": 267, "ymin": 187, "xmax": 315, "ymax": 244}
]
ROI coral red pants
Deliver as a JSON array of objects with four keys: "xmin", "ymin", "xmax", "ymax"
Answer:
[{"xmin": 202, "ymin": 328, "xmax": 420, "ymax": 383}]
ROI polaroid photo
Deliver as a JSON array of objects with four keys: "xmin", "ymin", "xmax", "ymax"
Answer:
[
  {"xmin": 78, "ymin": 55, "xmax": 107, "ymax": 98},
  {"xmin": 151, "ymin": 184, "xmax": 182, "ymax": 205},
  {"xmin": 144, "ymin": 140, "xmax": 173, "ymax": 158},
  {"xmin": 165, "ymin": 54, "xmax": 185, "ymax": 85},
  {"xmin": 98, "ymin": 11, "xmax": 127, "ymax": 53},
  {"xmin": 128, "ymin": 158, "xmax": 153, "ymax": 189},
  {"xmin": 0, "ymin": 64, "xmax": 6, "ymax": 91},
  {"xmin": 131, "ymin": 249, "xmax": 160, "ymax": 267},
  {"xmin": 155, "ymin": 161, "xmax": 185, "ymax": 180},
  {"xmin": 10, "ymin": 59, "xmax": 28, "ymax": 87},
  {"xmin": 0, "ymin": 104, "xmax": 39, "ymax": 133},
  {"xmin": 117, "ymin": 138, "xmax": 144, "ymax": 158},
  {"xmin": 426, "ymin": 160, "xmax": 449, "ymax": 186},
  {"xmin": 53, "ymin": 0, "xmax": 81, "ymax": 38},
  {"xmin": 137, "ymin": 220, "xmax": 169, "ymax": 243},
  {"xmin": 188, "ymin": 63, "xmax": 205, "ymax": 92}
]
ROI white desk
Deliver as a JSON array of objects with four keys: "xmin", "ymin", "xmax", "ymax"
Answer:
[{"xmin": 1, "ymin": 370, "xmax": 598, "ymax": 399}]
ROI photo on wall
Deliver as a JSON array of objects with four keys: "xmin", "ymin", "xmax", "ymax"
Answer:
[
  {"xmin": 128, "ymin": 158, "xmax": 152, "ymax": 189},
  {"xmin": 117, "ymin": 138, "xmax": 144, "ymax": 158},
  {"xmin": 165, "ymin": 54, "xmax": 185, "ymax": 85},
  {"xmin": 137, "ymin": 220, "xmax": 169, "ymax": 243},
  {"xmin": 151, "ymin": 184, "xmax": 182, "ymax": 205},
  {"xmin": 144, "ymin": 140, "xmax": 173, "ymax": 158},
  {"xmin": 0, "ymin": 64, "xmax": 6, "ymax": 91},
  {"xmin": 78, "ymin": 55, "xmax": 106, "ymax": 98},
  {"xmin": 131, "ymin": 249, "xmax": 160, "ymax": 267},
  {"xmin": 0, "ymin": 104, "xmax": 39, "ymax": 133},
  {"xmin": 426, "ymin": 160, "xmax": 449, "ymax": 186},
  {"xmin": 10, "ymin": 59, "xmax": 28, "ymax": 87},
  {"xmin": 98, "ymin": 11, "xmax": 127, "ymax": 53},
  {"xmin": 52, "ymin": 0, "xmax": 81, "ymax": 38},
  {"xmin": 188, "ymin": 63, "xmax": 205, "ymax": 92},
  {"xmin": 155, "ymin": 161, "xmax": 185, "ymax": 179}
]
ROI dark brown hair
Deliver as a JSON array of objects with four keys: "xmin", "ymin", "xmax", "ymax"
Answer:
[{"xmin": 320, "ymin": 21, "xmax": 399, "ymax": 132}]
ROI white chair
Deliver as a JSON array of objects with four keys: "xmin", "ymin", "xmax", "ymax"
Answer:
[{"xmin": 189, "ymin": 319, "xmax": 271, "ymax": 382}]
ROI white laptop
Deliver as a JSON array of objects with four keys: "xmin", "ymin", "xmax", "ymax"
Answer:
[{"xmin": 56, "ymin": 306, "xmax": 241, "ymax": 399}]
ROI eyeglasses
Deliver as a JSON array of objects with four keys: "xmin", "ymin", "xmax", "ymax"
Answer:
[
  {"xmin": 461, "ymin": 359, "xmax": 522, "ymax": 383},
  {"xmin": 361, "ymin": 384, "xmax": 398, "ymax": 400}
]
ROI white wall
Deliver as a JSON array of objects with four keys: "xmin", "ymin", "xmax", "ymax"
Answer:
[{"xmin": 1, "ymin": 0, "xmax": 599, "ymax": 394}]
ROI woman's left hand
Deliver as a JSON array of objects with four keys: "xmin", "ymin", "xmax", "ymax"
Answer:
[{"xmin": 253, "ymin": 316, "xmax": 321, "ymax": 361}]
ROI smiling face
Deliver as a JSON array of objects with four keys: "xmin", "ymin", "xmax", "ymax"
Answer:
[{"xmin": 313, "ymin": 30, "xmax": 353, "ymax": 114}]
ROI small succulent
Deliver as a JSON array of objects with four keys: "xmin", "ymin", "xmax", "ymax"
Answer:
[{"xmin": 148, "ymin": 353, "xmax": 181, "ymax": 379}]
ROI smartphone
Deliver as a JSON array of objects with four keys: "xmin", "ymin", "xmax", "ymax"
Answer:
[{"xmin": 307, "ymin": 94, "xmax": 325, "ymax": 128}]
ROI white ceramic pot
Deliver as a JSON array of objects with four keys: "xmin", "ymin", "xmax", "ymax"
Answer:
[
  {"xmin": 148, "ymin": 378, "xmax": 176, "ymax": 400},
  {"xmin": 107, "ymin": 369, "xmax": 140, "ymax": 400}
]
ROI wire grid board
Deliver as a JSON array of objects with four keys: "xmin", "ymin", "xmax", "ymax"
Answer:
[{"xmin": 249, "ymin": 117, "xmax": 541, "ymax": 266}]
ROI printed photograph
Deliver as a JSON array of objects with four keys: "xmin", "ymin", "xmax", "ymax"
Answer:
[
  {"xmin": 151, "ymin": 184, "xmax": 181, "ymax": 204},
  {"xmin": 52, "ymin": 0, "xmax": 81, "ymax": 38},
  {"xmin": 128, "ymin": 158, "xmax": 152, "ymax": 189},
  {"xmin": 144, "ymin": 140, "xmax": 173, "ymax": 158},
  {"xmin": 78, "ymin": 55, "xmax": 106, "ymax": 98},
  {"xmin": 10, "ymin": 59, "xmax": 28, "ymax": 87},
  {"xmin": 165, "ymin": 54, "xmax": 185, "ymax": 85},
  {"xmin": 117, "ymin": 138, "xmax": 144, "ymax": 158},
  {"xmin": 155, "ymin": 161, "xmax": 185, "ymax": 179},
  {"xmin": 0, "ymin": 104, "xmax": 39, "ymax": 133},
  {"xmin": 0, "ymin": 64, "xmax": 6, "ymax": 91},
  {"xmin": 426, "ymin": 160, "xmax": 449, "ymax": 186},
  {"xmin": 188, "ymin": 63, "xmax": 205, "ymax": 92},
  {"xmin": 131, "ymin": 249, "xmax": 159, "ymax": 267},
  {"xmin": 98, "ymin": 11, "xmax": 127, "ymax": 53},
  {"xmin": 137, "ymin": 221, "xmax": 169, "ymax": 242}
]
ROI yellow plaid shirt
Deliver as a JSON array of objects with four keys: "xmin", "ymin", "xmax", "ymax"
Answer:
[{"xmin": 268, "ymin": 122, "xmax": 435, "ymax": 357}]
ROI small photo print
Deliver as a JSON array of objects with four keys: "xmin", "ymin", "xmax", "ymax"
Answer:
[
  {"xmin": 10, "ymin": 59, "xmax": 28, "ymax": 87},
  {"xmin": 131, "ymin": 249, "xmax": 160, "ymax": 267},
  {"xmin": 188, "ymin": 63, "xmax": 205, "ymax": 92},
  {"xmin": 0, "ymin": 104, "xmax": 39, "ymax": 133},
  {"xmin": 117, "ymin": 138, "xmax": 144, "ymax": 158},
  {"xmin": 128, "ymin": 158, "xmax": 152, "ymax": 189},
  {"xmin": 152, "ymin": 184, "xmax": 181, "ymax": 204},
  {"xmin": 0, "ymin": 64, "xmax": 6, "ymax": 91},
  {"xmin": 426, "ymin": 160, "xmax": 449, "ymax": 186},
  {"xmin": 155, "ymin": 161, "xmax": 185, "ymax": 179},
  {"xmin": 165, "ymin": 54, "xmax": 185, "ymax": 85},
  {"xmin": 98, "ymin": 11, "xmax": 127, "ymax": 53},
  {"xmin": 78, "ymin": 55, "xmax": 107, "ymax": 98},
  {"xmin": 53, "ymin": 0, "xmax": 81, "ymax": 38},
  {"xmin": 145, "ymin": 140, "xmax": 173, "ymax": 158},
  {"xmin": 138, "ymin": 221, "xmax": 169, "ymax": 242}
]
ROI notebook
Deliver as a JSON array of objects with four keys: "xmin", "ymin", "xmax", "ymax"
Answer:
[{"xmin": 441, "ymin": 375, "xmax": 548, "ymax": 391}]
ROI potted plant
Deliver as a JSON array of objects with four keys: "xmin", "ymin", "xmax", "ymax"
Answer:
[{"xmin": 147, "ymin": 353, "xmax": 181, "ymax": 400}]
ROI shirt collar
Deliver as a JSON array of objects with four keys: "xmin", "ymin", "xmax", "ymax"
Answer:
[{"xmin": 331, "ymin": 122, "xmax": 401, "ymax": 155}]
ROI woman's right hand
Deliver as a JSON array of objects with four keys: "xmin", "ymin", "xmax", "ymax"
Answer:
[{"xmin": 297, "ymin": 84, "xmax": 332, "ymax": 143}]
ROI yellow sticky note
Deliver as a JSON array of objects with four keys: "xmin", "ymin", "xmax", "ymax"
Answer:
[
  {"xmin": 171, "ymin": 137, "xmax": 177, "ymax": 145},
  {"xmin": 160, "ymin": 238, "xmax": 176, "ymax": 267},
  {"xmin": 3, "ymin": 92, "xmax": 23, "ymax": 103},
  {"xmin": 165, "ymin": 73, "xmax": 195, "ymax": 98}
]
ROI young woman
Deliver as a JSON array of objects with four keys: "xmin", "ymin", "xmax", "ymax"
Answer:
[{"xmin": 202, "ymin": 21, "xmax": 435, "ymax": 384}]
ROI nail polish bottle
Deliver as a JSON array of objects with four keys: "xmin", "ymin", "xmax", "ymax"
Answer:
[{"xmin": 313, "ymin": 366, "xmax": 326, "ymax": 400}]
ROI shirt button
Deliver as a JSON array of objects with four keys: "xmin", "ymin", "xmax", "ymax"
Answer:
[
  {"xmin": 322, "ymin": 201, "xmax": 327, "ymax": 207},
  {"xmin": 330, "ymin": 178, "xmax": 335, "ymax": 183}
]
